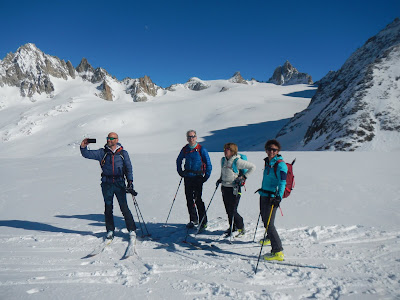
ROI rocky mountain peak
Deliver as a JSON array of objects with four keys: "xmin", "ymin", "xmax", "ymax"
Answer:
[
  {"xmin": 185, "ymin": 77, "xmax": 210, "ymax": 91},
  {"xmin": 268, "ymin": 60, "xmax": 313, "ymax": 85},
  {"xmin": 229, "ymin": 71, "xmax": 248, "ymax": 84},
  {"xmin": 0, "ymin": 44, "xmax": 166, "ymax": 102},
  {"xmin": 76, "ymin": 58, "xmax": 94, "ymax": 73},
  {"xmin": 0, "ymin": 43, "xmax": 75, "ymax": 97},
  {"xmin": 124, "ymin": 75, "xmax": 162, "ymax": 102}
]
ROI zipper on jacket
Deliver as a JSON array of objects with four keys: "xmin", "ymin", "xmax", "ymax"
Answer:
[{"xmin": 112, "ymin": 154, "xmax": 115, "ymax": 183}]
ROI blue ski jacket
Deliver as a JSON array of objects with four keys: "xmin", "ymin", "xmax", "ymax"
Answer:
[
  {"xmin": 259, "ymin": 154, "xmax": 287, "ymax": 198},
  {"xmin": 80, "ymin": 143, "xmax": 133, "ymax": 183},
  {"xmin": 176, "ymin": 143, "xmax": 212, "ymax": 180}
]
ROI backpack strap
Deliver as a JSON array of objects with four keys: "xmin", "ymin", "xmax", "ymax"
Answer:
[
  {"xmin": 100, "ymin": 149, "xmax": 127, "ymax": 179},
  {"xmin": 183, "ymin": 144, "xmax": 206, "ymax": 175},
  {"xmin": 232, "ymin": 157, "xmax": 240, "ymax": 174},
  {"xmin": 100, "ymin": 152, "xmax": 108, "ymax": 167},
  {"xmin": 273, "ymin": 159, "xmax": 284, "ymax": 178}
]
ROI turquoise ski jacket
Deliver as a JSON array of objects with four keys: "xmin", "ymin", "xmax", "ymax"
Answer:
[{"xmin": 259, "ymin": 154, "xmax": 288, "ymax": 198}]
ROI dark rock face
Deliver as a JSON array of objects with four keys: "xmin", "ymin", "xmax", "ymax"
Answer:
[{"xmin": 98, "ymin": 80, "xmax": 113, "ymax": 101}]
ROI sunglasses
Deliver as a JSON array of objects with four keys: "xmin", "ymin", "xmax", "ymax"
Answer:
[
  {"xmin": 187, "ymin": 135, "xmax": 196, "ymax": 139},
  {"xmin": 266, "ymin": 147, "xmax": 279, "ymax": 152},
  {"xmin": 107, "ymin": 137, "xmax": 117, "ymax": 140}
]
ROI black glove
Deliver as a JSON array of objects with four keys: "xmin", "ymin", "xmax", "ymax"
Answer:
[
  {"xmin": 178, "ymin": 170, "xmax": 185, "ymax": 177},
  {"xmin": 126, "ymin": 181, "xmax": 138, "ymax": 196},
  {"xmin": 272, "ymin": 196, "xmax": 281, "ymax": 207},
  {"xmin": 235, "ymin": 176, "xmax": 246, "ymax": 186},
  {"xmin": 202, "ymin": 175, "xmax": 209, "ymax": 183},
  {"xmin": 216, "ymin": 178, "xmax": 222, "ymax": 187}
]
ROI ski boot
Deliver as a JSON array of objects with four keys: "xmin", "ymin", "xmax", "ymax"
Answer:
[{"xmin": 264, "ymin": 251, "xmax": 284, "ymax": 261}]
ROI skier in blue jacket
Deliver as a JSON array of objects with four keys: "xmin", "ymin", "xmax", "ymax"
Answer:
[
  {"xmin": 80, "ymin": 132, "xmax": 136, "ymax": 240},
  {"xmin": 176, "ymin": 130, "xmax": 212, "ymax": 230},
  {"xmin": 258, "ymin": 139, "xmax": 287, "ymax": 261}
]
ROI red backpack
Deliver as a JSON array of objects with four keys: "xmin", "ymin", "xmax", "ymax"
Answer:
[{"xmin": 273, "ymin": 158, "xmax": 295, "ymax": 198}]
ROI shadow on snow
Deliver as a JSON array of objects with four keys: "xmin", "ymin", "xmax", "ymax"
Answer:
[
  {"xmin": 201, "ymin": 119, "xmax": 291, "ymax": 152},
  {"xmin": 0, "ymin": 219, "xmax": 95, "ymax": 236}
]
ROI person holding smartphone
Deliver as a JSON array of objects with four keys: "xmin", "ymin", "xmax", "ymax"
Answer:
[{"xmin": 80, "ymin": 132, "xmax": 136, "ymax": 240}]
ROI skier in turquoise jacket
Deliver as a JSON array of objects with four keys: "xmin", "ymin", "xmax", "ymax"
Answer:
[{"xmin": 258, "ymin": 139, "xmax": 287, "ymax": 261}]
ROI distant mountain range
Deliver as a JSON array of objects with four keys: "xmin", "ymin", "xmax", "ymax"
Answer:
[{"xmin": 0, "ymin": 43, "xmax": 311, "ymax": 102}]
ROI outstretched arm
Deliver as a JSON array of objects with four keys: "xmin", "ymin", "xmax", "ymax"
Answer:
[{"xmin": 80, "ymin": 139, "xmax": 104, "ymax": 161}]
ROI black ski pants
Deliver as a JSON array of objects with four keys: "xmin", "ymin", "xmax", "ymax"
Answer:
[
  {"xmin": 101, "ymin": 181, "xmax": 136, "ymax": 232},
  {"xmin": 221, "ymin": 186, "xmax": 244, "ymax": 230},
  {"xmin": 260, "ymin": 196, "xmax": 283, "ymax": 253},
  {"xmin": 184, "ymin": 176, "xmax": 207, "ymax": 225}
]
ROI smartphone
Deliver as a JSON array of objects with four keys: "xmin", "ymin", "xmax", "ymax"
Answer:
[{"xmin": 87, "ymin": 138, "xmax": 96, "ymax": 143}]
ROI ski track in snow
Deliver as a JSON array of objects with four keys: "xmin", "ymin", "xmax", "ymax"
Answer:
[{"xmin": 0, "ymin": 221, "xmax": 399, "ymax": 299}]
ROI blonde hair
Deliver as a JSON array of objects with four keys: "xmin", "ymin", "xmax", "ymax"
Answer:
[{"xmin": 223, "ymin": 143, "xmax": 238, "ymax": 156}]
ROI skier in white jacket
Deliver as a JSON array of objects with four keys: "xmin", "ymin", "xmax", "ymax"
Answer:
[{"xmin": 216, "ymin": 143, "xmax": 256, "ymax": 237}]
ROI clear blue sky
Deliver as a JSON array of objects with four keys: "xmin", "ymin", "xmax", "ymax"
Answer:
[{"xmin": 0, "ymin": 0, "xmax": 399, "ymax": 87}]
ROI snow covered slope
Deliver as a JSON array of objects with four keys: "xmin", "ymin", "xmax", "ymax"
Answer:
[
  {"xmin": 277, "ymin": 18, "xmax": 400, "ymax": 151},
  {"xmin": 0, "ymin": 78, "xmax": 315, "ymax": 157},
  {"xmin": 0, "ymin": 151, "xmax": 399, "ymax": 299},
  {"xmin": 0, "ymin": 75, "xmax": 399, "ymax": 299}
]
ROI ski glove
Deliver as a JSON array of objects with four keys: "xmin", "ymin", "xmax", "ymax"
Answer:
[
  {"xmin": 272, "ymin": 196, "xmax": 281, "ymax": 207},
  {"xmin": 216, "ymin": 178, "xmax": 222, "ymax": 187},
  {"xmin": 234, "ymin": 176, "xmax": 246, "ymax": 186},
  {"xmin": 126, "ymin": 181, "xmax": 138, "ymax": 196},
  {"xmin": 178, "ymin": 170, "xmax": 185, "ymax": 177}
]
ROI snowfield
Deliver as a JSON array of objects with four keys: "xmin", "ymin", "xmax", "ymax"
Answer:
[{"xmin": 0, "ymin": 81, "xmax": 399, "ymax": 299}]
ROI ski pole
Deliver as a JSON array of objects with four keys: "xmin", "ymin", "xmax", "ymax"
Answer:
[
  {"xmin": 229, "ymin": 184, "xmax": 240, "ymax": 243},
  {"xmin": 229, "ymin": 212, "xmax": 235, "ymax": 243},
  {"xmin": 131, "ymin": 194, "xmax": 151, "ymax": 237},
  {"xmin": 134, "ymin": 196, "xmax": 150, "ymax": 236},
  {"xmin": 255, "ymin": 204, "xmax": 274, "ymax": 274},
  {"xmin": 132, "ymin": 197, "xmax": 145, "ymax": 236},
  {"xmin": 164, "ymin": 178, "xmax": 183, "ymax": 226},
  {"xmin": 252, "ymin": 212, "xmax": 261, "ymax": 242},
  {"xmin": 195, "ymin": 183, "xmax": 219, "ymax": 236}
]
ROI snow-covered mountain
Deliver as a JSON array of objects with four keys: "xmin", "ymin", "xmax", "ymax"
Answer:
[
  {"xmin": 0, "ymin": 43, "xmax": 163, "ymax": 102},
  {"xmin": 0, "ymin": 43, "xmax": 75, "ymax": 97},
  {"xmin": 277, "ymin": 18, "xmax": 400, "ymax": 151},
  {"xmin": 268, "ymin": 60, "xmax": 313, "ymax": 85}
]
